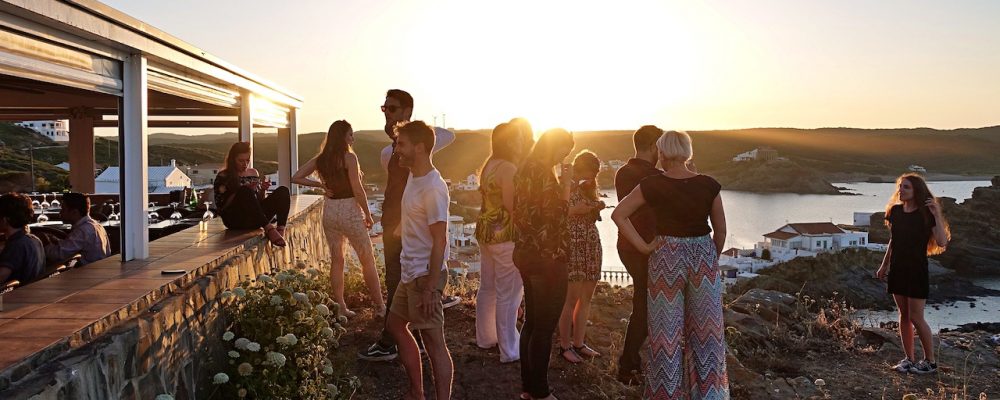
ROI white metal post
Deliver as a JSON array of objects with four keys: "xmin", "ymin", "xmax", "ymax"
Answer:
[
  {"xmin": 120, "ymin": 54, "xmax": 149, "ymax": 260},
  {"xmin": 276, "ymin": 108, "xmax": 299, "ymax": 193},
  {"xmin": 238, "ymin": 89, "xmax": 254, "ymax": 166}
]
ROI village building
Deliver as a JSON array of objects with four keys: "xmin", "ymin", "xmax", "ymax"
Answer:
[
  {"xmin": 755, "ymin": 222, "xmax": 869, "ymax": 262},
  {"xmin": 95, "ymin": 160, "xmax": 192, "ymax": 194}
]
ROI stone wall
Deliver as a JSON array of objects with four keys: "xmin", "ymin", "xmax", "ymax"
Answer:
[{"xmin": 1, "ymin": 199, "xmax": 329, "ymax": 399}]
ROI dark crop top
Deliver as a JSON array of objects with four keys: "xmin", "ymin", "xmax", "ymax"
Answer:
[{"xmin": 639, "ymin": 174, "xmax": 722, "ymax": 237}]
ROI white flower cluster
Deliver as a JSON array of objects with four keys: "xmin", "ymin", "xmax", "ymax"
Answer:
[
  {"xmin": 238, "ymin": 362, "xmax": 253, "ymax": 376},
  {"xmin": 213, "ymin": 372, "xmax": 229, "ymax": 384},
  {"xmin": 222, "ymin": 331, "xmax": 235, "ymax": 341},
  {"xmin": 276, "ymin": 333, "xmax": 299, "ymax": 346},
  {"xmin": 315, "ymin": 304, "xmax": 331, "ymax": 316},
  {"xmin": 258, "ymin": 274, "xmax": 273, "ymax": 283},
  {"xmin": 234, "ymin": 337, "xmax": 250, "ymax": 350},
  {"xmin": 265, "ymin": 351, "xmax": 287, "ymax": 368},
  {"xmin": 270, "ymin": 295, "xmax": 283, "ymax": 305},
  {"xmin": 292, "ymin": 292, "xmax": 309, "ymax": 303},
  {"xmin": 155, "ymin": 395, "xmax": 175, "ymax": 400},
  {"xmin": 228, "ymin": 351, "xmax": 240, "ymax": 358}
]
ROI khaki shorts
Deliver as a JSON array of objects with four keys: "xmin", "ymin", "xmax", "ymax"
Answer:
[{"xmin": 389, "ymin": 272, "xmax": 448, "ymax": 330}]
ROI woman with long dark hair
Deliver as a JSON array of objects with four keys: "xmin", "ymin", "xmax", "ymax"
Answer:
[
  {"xmin": 474, "ymin": 122, "xmax": 525, "ymax": 363},
  {"xmin": 293, "ymin": 120, "xmax": 385, "ymax": 318},
  {"xmin": 876, "ymin": 173, "xmax": 950, "ymax": 374},
  {"xmin": 513, "ymin": 128, "xmax": 575, "ymax": 400},
  {"xmin": 612, "ymin": 130, "xmax": 729, "ymax": 399},
  {"xmin": 557, "ymin": 150, "xmax": 605, "ymax": 363},
  {"xmin": 213, "ymin": 142, "xmax": 289, "ymax": 247}
]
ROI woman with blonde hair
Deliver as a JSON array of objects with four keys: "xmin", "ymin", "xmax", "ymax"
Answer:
[
  {"xmin": 876, "ymin": 173, "xmax": 950, "ymax": 374},
  {"xmin": 557, "ymin": 150, "xmax": 606, "ymax": 363},
  {"xmin": 612, "ymin": 130, "xmax": 729, "ymax": 399},
  {"xmin": 293, "ymin": 120, "xmax": 385, "ymax": 318}
]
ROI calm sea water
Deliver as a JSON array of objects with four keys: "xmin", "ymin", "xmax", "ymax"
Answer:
[
  {"xmin": 597, "ymin": 180, "xmax": 989, "ymax": 271},
  {"xmin": 596, "ymin": 180, "xmax": 998, "ymax": 330}
]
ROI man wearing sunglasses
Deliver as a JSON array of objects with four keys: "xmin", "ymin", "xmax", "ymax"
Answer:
[{"xmin": 359, "ymin": 89, "xmax": 457, "ymax": 361}]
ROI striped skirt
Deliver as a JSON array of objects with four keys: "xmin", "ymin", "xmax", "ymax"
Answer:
[{"xmin": 645, "ymin": 235, "xmax": 729, "ymax": 400}]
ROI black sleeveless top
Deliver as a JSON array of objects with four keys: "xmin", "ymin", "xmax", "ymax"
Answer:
[{"xmin": 321, "ymin": 166, "xmax": 354, "ymax": 200}]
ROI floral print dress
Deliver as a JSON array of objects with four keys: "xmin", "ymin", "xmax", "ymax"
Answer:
[{"xmin": 567, "ymin": 183, "xmax": 602, "ymax": 282}]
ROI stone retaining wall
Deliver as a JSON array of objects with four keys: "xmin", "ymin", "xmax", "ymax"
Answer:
[{"xmin": 1, "ymin": 199, "xmax": 329, "ymax": 399}]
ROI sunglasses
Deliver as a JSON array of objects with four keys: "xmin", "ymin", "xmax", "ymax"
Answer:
[{"xmin": 381, "ymin": 105, "xmax": 401, "ymax": 113}]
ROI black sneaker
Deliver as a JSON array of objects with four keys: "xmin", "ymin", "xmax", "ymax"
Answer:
[
  {"xmin": 358, "ymin": 342, "xmax": 398, "ymax": 361},
  {"xmin": 910, "ymin": 359, "xmax": 938, "ymax": 374},
  {"xmin": 442, "ymin": 295, "xmax": 461, "ymax": 309}
]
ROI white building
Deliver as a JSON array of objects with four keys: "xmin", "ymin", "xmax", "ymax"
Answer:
[
  {"xmin": 607, "ymin": 160, "xmax": 626, "ymax": 170},
  {"xmin": 182, "ymin": 163, "xmax": 224, "ymax": 186},
  {"xmin": 756, "ymin": 222, "xmax": 869, "ymax": 262},
  {"xmin": 454, "ymin": 174, "xmax": 479, "ymax": 191},
  {"xmin": 16, "ymin": 120, "xmax": 69, "ymax": 142},
  {"xmin": 908, "ymin": 165, "xmax": 926, "ymax": 173},
  {"xmin": 732, "ymin": 147, "xmax": 778, "ymax": 162},
  {"xmin": 95, "ymin": 160, "xmax": 192, "ymax": 194},
  {"xmin": 448, "ymin": 215, "xmax": 474, "ymax": 248},
  {"xmin": 853, "ymin": 212, "xmax": 874, "ymax": 227}
]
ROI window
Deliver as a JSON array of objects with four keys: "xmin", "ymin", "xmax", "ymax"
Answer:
[{"xmin": 861, "ymin": 238, "xmax": 866, "ymax": 245}]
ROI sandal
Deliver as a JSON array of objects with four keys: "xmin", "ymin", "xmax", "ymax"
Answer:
[
  {"xmin": 264, "ymin": 225, "xmax": 287, "ymax": 247},
  {"xmin": 560, "ymin": 346, "xmax": 583, "ymax": 364},
  {"xmin": 276, "ymin": 225, "xmax": 286, "ymax": 237},
  {"xmin": 574, "ymin": 344, "xmax": 601, "ymax": 358}
]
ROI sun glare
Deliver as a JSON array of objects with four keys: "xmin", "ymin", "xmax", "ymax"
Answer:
[{"xmin": 390, "ymin": 0, "xmax": 730, "ymax": 132}]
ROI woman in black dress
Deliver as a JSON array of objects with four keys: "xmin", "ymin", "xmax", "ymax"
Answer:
[
  {"xmin": 213, "ymin": 142, "xmax": 290, "ymax": 246},
  {"xmin": 875, "ymin": 173, "xmax": 950, "ymax": 374}
]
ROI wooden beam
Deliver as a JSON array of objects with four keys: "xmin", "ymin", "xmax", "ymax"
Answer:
[{"xmin": 68, "ymin": 114, "xmax": 96, "ymax": 193}]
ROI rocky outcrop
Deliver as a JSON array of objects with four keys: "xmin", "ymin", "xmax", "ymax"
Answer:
[
  {"xmin": 712, "ymin": 159, "xmax": 850, "ymax": 195},
  {"xmin": 729, "ymin": 249, "xmax": 1000, "ymax": 310},
  {"xmin": 935, "ymin": 179, "xmax": 1000, "ymax": 274}
]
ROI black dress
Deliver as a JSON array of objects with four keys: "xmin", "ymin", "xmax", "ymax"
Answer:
[{"xmin": 885, "ymin": 205, "xmax": 936, "ymax": 299}]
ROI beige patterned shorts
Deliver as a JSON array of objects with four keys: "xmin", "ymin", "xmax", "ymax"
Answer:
[{"xmin": 322, "ymin": 198, "xmax": 374, "ymax": 258}]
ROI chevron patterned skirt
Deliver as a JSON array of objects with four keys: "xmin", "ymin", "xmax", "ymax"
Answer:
[{"xmin": 645, "ymin": 235, "xmax": 729, "ymax": 400}]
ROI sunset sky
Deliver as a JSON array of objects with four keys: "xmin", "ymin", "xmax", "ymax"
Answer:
[{"xmin": 103, "ymin": 0, "xmax": 1000, "ymax": 134}]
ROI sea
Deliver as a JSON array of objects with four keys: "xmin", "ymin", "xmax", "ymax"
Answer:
[{"xmin": 595, "ymin": 180, "xmax": 999, "ymax": 331}]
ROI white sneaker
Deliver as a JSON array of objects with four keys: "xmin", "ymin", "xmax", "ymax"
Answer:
[{"xmin": 891, "ymin": 358, "xmax": 914, "ymax": 373}]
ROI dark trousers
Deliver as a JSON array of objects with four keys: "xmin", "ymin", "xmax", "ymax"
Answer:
[
  {"xmin": 221, "ymin": 186, "xmax": 290, "ymax": 229},
  {"xmin": 519, "ymin": 264, "xmax": 568, "ymax": 399},
  {"xmin": 378, "ymin": 230, "xmax": 421, "ymax": 346},
  {"xmin": 618, "ymin": 249, "xmax": 649, "ymax": 374}
]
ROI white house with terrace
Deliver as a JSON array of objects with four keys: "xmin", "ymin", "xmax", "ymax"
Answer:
[{"xmin": 755, "ymin": 222, "xmax": 869, "ymax": 262}]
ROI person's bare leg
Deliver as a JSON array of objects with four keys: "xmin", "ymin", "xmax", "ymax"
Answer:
[
  {"xmin": 328, "ymin": 237, "xmax": 352, "ymax": 316},
  {"xmin": 908, "ymin": 298, "xmax": 935, "ymax": 363},
  {"xmin": 350, "ymin": 237, "xmax": 385, "ymax": 311},
  {"xmin": 420, "ymin": 327, "xmax": 454, "ymax": 400},
  {"xmin": 572, "ymin": 280, "xmax": 599, "ymax": 348},
  {"xmin": 557, "ymin": 283, "xmax": 583, "ymax": 362},
  {"xmin": 892, "ymin": 294, "xmax": 914, "ymax": 360},
  {"xmin": 388, "ymin": 313, "xmax": 423, "ymax": 399}
]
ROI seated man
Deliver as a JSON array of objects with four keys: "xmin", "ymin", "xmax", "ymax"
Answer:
[
  {"xmin": 44, "ymin": 192, "xmax": 111, "ymax": 266},
  {"xmin": 0, "ymin": 193, "xmax": 45, "ymax": 284}
]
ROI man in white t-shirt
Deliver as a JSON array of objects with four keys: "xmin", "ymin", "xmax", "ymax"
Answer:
[{"xmin": 387, "ymin": 120, "xmax": 453, "ymax": 400}]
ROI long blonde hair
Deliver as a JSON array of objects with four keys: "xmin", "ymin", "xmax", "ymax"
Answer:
[{"xmin": 884, "ymin": 173, "xmax": 950, "ymax": 255}]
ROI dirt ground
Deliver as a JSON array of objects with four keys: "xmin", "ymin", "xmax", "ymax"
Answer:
[{"xmin": 332, "ymin": 276, "xmax": 1000, "ymax": 400}]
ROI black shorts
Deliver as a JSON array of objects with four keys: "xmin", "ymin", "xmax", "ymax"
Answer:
[{"xmin": 887, "ymin": 263, "xmax": 929, "ymax": 299}]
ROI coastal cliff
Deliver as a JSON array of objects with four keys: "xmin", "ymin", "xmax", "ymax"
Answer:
[{"xmin": 711, "ymin": 159, "xmax": 850, "ymax": 195}]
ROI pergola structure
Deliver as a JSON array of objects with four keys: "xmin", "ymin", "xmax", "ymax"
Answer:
[{"xmin": 0, "ymin": 0, "xmax": 303, "ymax": 260}]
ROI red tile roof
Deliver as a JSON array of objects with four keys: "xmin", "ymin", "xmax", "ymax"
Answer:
[
  {"xmin": 787, "ymin": 222, "xmax": 845, "ymax": 235},
  {"xmin": 763, "ymin": 231, "xmax": 799, "ymax": 240}
]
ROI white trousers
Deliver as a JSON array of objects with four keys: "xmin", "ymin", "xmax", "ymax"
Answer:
[{"xmin": 475, "ymin": 241, "xmax": 524, "ymax": 362}]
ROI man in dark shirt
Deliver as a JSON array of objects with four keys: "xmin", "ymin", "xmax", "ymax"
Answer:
[
  {"xmin": 0, "ymin": 193, "xmax": 45, "ymax": 285},
  {"xmin": 614, "ymin": 125, "xmax": 663, "ymax": 384},
  {"xmin": 360, "ymin": 89, "xmax": 456, "ymax": 361}
]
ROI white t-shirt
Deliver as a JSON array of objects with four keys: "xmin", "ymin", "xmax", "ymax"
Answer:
[{"xmin": 400, "ymin": 168, "xmax": 451, "ymax": 283}]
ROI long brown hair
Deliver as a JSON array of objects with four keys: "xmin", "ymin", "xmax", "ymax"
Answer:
[
  {"xmin": 572, "ymin": 150, "xmax": 601, "ymax": 202},
  {"xmin": 316, "ymin": 120, "xmax": 353, "ymax": 188},
  {"xmin": 884, "ymin": 173, "xmax": 950, "ymax": 255},
  {"xmin": 479, "ymin": 122, "xmax": 522, "ymax": 185},
  {"xmin": 221, "ymin": 141, "xmax": 252, "ymax": 188},
  {"xmin": 526, "ymin": 128, "xmax": 574, "ymax": 167}
]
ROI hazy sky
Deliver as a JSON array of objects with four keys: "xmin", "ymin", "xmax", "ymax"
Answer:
[{"xmin": 102, "ymin": 0, "xmax": 1000, "ymax": 134}]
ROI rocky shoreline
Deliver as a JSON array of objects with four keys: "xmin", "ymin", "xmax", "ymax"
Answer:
[{"xmin": 729, "ymin": 249, "xmax": 1000, "ymax": 311}]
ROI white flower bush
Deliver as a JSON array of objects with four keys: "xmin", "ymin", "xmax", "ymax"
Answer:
[{"xmin": 212, "ymin": 260, "xmax": 357, "ymax": 399}]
